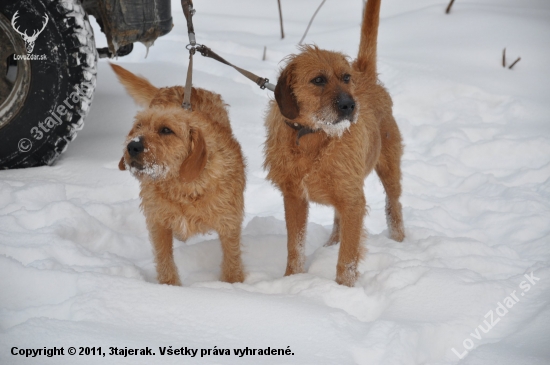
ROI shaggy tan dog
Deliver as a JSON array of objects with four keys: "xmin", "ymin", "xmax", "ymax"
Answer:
[
  {"xmin": 264, "ymin": 0, "xmax": 404, "ymax": 286},
  {"xmin": 111, "ymin": 63, "xmax": 246, "ymax": 285}
]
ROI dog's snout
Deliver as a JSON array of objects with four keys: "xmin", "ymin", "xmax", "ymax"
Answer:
[
  {"xmin": 127, "ymin": 138, "xmax": 144, "ymax": 157},
  {"xmin": 337, "ymin": 94, "xmax": 356, "ymax": 116}
]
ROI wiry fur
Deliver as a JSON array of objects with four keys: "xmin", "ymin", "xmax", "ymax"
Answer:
[
  {"xmin": 263, "ymin": 0, "xmax": 405, "ymax": 287},
  {"xmin": 111, "ymin": 63, "xmax": 246, "ymax": 286}
]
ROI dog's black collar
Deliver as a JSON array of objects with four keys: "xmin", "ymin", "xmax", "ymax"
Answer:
[{"xmin": 284, "ymin": 120, "xmax": 319, "ymax": 146}]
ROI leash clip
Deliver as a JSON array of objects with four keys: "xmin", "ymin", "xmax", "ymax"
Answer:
[
  {"xmin": 188, "ymin": 33, "xmax": 196, "ymax": 46},
  {"xmin": 259, "ymin": 78, "xmax": 276, "ymax": 92},
  {"xmin": 186, "ymin": 43, "xmax": 202, "ymax": 52},
  {"xmin": 259, "ymin": 78, "xmax": 269, "ymax": 89},
  {"xmin": 182, "ymin": 0, "xmax": 197, "ymax": 46},
  {"xmin": 187, "ymin": 6, "xmax": 196, "ymax": 46}
]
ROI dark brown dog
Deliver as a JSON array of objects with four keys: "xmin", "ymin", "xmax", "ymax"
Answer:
[
  {"xmin": 264, "ymin": 0, "xmax": 404, "ymax": 286},
  {"xmin": 111, "ymin": 63, "xmax": 246, "ymax": 286}
]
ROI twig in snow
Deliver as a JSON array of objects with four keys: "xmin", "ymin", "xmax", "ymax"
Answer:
[
  {"xmin": 509, "ymin": 57, "xmax": 521, "ymax": 69},
  {"xmin": 299, "ymin": 0, "xmax": 327, "ymax": 45},
  {"xmin": 446, "ymin": 0, "xmax": 456, "ymax": 14},
  {"xmin": 502, "ymin": 48, "xmax": 506, "ymax": 67},
  {"xmin": 277, "ymin": 0, "xmax": 285, "ymax": 39}
]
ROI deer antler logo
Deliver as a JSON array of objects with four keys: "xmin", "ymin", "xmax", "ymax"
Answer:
[{"xmin": 11, "ymin": 11, "xmax": 49, "ymax": 54}]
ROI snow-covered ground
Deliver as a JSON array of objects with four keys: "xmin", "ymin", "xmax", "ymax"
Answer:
[{"xmin": 1, "ymin": 0, "xmax": 550, "ymax": 363}]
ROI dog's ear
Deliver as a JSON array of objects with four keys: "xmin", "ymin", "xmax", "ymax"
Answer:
[
  {"xmin": 118, "ymin": 157, "xmax": 126, "ymax": 171},
  {"xmin": 179, "ymin": 129, "xmax": 207, "ymax": 183},
  {"xmin": 275, "ymin": 66, "xmax": 300, "ymax": 120},
  {"xmin": 109, "ymin": 63, "xmax": 159, "ymax": 107}
]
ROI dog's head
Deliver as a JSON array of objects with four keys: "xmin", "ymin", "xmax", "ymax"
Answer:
[
  {"xmin": 110, "ymin": 64, "xmax": 207, "ymax": 183},
  {"xmin": 275, "ymin": 45, "xmax": 359, "ymax": 138}
]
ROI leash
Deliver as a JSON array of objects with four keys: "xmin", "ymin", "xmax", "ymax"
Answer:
[
  {"xmin": 182, "ymin": 46, "xmax": 195, "ymax": 110},
  {"xmin": 179, "ymin": 1, "xmax": 313, "ymax": 146},
  {"xmin": 180, "ymin": 0, "xmax": 275, "ymax": 111}
]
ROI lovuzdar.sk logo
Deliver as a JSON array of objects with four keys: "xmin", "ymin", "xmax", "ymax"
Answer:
[{"xmin": 11, "ymin": 10, "xmax": 48, "ymax": 60}]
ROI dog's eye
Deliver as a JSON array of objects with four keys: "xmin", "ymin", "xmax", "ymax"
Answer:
[
  {"xmin": 160, "ymin": 127, "xmax": 173, "ymax": 135},
  {"xmin": 311, "ymin": 76, "xmax": 327, "ymax": 86},
  {"xmin": 343, "ymin": 74, "xmax": 351, "ymax": 83}
]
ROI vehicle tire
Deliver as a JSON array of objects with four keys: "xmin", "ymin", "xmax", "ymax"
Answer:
[{"xmin": 0, "ymin": 0, "xmax": 97, "ymax": 169}]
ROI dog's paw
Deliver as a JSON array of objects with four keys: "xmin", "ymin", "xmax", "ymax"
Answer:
[
  {"xmin": 389, "ymin": 220, "xmax": 405, "ymax": 242},
  {"xmin": 158, "ymin": 274, "xmax": 182, "ymax": 286},
  {"xmin": 221, "ymin": 269, "xmax": 245, "ymax": 284},
  {"xmin": 335, "ymin": 263, "xmax": 359, "ymax": 287},
  {"xmin": 386, "ymin": 199, "xmax": 405, "ymax": 242},
  {"xmin": 335, "ymin": 275, "xmax": 358, "ymax": 287},
  {"xmin": 284, "ymin": 262, "xmax": 305, "ymax": 276},
  {"xmin": 390, "ymin": 230, "xmax": 405, "ymax": 242}
]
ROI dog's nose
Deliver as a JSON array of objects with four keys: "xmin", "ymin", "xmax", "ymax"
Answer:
[
  {"xmin": 127, "ymin": 139, "xmax": 144, "ymax": 157},
  {"xmin": 337, "ymin": 94, "xmax": 355, "ymax": 116}
]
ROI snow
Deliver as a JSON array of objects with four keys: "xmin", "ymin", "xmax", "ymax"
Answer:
[{"xmin": 1, "ymin": 0, "xmax": 550, "ymax": 364}]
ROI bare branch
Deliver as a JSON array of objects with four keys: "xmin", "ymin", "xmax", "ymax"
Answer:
[
  {"xmin": 277, "ymin": 0, "xmax": 284, "ymax": 39},
  {"xmin": 509, "ymin": 57, "xmax": 521, "ymax": 69},
  {"xmin": 446, "ymin": 0, "xmax": 456, "ymax": 14},
  {"xmin": 299, "ymin": 0, "xmax": 327, "ymax": 45}
]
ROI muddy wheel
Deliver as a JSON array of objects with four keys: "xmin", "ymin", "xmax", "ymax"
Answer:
[{"xmin": 0, "ymin": 0, "xmax": 97, "ymax": 169}]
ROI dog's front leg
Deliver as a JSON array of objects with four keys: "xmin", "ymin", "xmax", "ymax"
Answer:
[
  {"xmin": 335, "ymin": 195, "xmax": 366, "ymax": 287},
  {"xmin": 148, "ymin": 221, "xmax": 181, "ymax": 286},
  {"xmin": 283, "ymin": 189, "xmax": 309, "ymax": 276},
  {"xmin": 219, "ymin": 228, "xmax": 245, "ymax": 283}
]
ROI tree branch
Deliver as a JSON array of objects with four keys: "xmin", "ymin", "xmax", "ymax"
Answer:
[
  {"xmin": 277, "ymin": 0, "xmax": 285, "ymax": 39},
  {"xmin": 509, "ymin": 57, "xmax": 521, "ymax": 69},
  {"xmin": 299, "ymin": 0, "xmax": 327, "ymax": 45},
  {"xmin": 446, "ymin": 0, "xmax": 456, "ymax": 14}
]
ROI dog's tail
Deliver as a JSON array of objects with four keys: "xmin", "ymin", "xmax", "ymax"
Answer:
[{"xmin": 355, "ymin": 0, "xmax": 381, "ymax": 76}]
